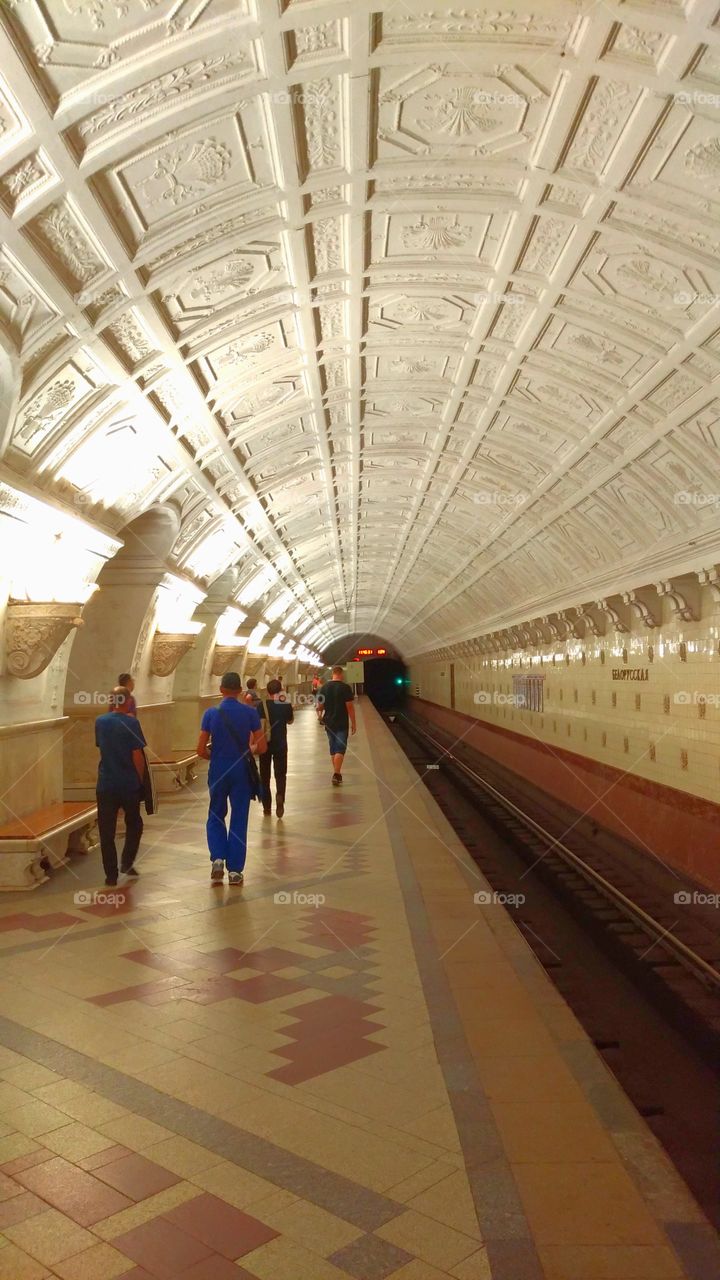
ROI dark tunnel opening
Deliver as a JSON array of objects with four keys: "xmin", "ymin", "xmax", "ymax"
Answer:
[{"xmin": 362, "ymin": 656, "xmax": 409, "ymax": 713}]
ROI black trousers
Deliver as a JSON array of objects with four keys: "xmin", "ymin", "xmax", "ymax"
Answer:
[
  {"xmin": 96, "ymin": 789, "xmax": 143, "ymax": 880},
  {"xmin": 259, "ymin": 748, "xmax": 288, "ymax": 811}
]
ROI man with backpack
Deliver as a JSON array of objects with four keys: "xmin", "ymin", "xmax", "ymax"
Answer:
[
  {"xmin": 197, "ymin": 672, "xmax": 266, "ymax": 885},
  {"xmin": 259, "ymin": 678, "xmax": 294, "ymax": 818}
]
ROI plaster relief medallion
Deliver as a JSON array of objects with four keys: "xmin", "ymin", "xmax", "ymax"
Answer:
[
  {"xmin": 13, "ymin": 357, "xmax": 104, "ymax": 454},
  {"xmin": 28, "ymin": 199, "xmax": 107, "ymax": 289},
  {"xmin": 299, "ymin": 77, "xmax": 343, "ymax": 174},
  {"xmin": 0, "ymin": 250, "xmax": 57, "ymax": 350}
]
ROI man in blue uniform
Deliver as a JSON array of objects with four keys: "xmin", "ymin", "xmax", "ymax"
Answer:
[
  {"xmin": 197, "ymin": 672, "xmax": 266, "ymax": 885},
  {"xmin": 95, "ymin": 687, "xmax": 147, "ymax": 885}
]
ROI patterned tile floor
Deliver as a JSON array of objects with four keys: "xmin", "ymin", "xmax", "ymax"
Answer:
[{"xmin": 0, "ymin": 702, "xmax": 714, "ymax": 1280}]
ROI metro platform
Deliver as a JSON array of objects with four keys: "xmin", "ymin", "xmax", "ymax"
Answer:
[{"xmin": 0, "ymin": 702, "xmax": 713, "ymax": 1280}]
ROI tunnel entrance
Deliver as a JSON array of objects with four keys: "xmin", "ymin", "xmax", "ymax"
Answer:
[{"xmin": 363, "ymin": 657, "xmax": 408, "ymax": 713}]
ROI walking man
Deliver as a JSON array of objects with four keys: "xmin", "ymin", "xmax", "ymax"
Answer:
[
  {"xmin": 95, "ymin": 687, "xmax": 147, "ymax": 885},
  {"xmin": 197, "ymin": 672, "xmax": 266, "ymax": 885},
  {"xmin": 259, "ymin": 679, "xmax": 294, "ymax": 818},
  {"xmin": 318, "ymin": 665, "xmax": 356, "ymax": 786}
]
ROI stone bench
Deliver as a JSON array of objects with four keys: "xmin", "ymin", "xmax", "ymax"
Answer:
[
  {"xmin": 149, "ymin": 752, "xmax": 199, "ymax": 794},
  {"xmin": 0, "ymin": 802, "xmax": 98, "ymax": 890}
]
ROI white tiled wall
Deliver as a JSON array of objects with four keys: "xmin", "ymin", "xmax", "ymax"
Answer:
[{"xmin": 410, "ymin": 589, "xmax": 720, "ymax": 804}]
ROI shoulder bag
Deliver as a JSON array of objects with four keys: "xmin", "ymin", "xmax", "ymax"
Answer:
[{"xmin": 217, "ymin": 707, "xmax": 262, "ymax": 800}]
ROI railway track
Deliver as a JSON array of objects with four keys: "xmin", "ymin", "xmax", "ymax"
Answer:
[{"xmin": 386, "ymin": 707, "xmax": 720, "ymax": 1229}]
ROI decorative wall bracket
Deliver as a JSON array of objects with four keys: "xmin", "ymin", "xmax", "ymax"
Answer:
[
  {"xmin": 211, "ymin": 644, "xmax": 245, "ymax": 677},
  {"xmin": 656, "ymin": 578, "xmax": 699, "ymax": 623},
  {"xmin": 5, "ymin": 601, "xmax": 84, "ymax": 679},
  {"xmin": 150, "ymin": 632, "xmax": 196, "ymax": 677},
  {"xmin": 621, "ymin": 587, "xmax": 660, "ymax": 629},
  {"xmin": 572, "ymin": 603, "xmax": 606, "ymax": 638},
  {"xmin": 697, "ymin": 565, "xmax": 720, "ymax": 606},
  {"xmin": 596, "ymin": 597, "xmax": 630, "ymax": 633}
]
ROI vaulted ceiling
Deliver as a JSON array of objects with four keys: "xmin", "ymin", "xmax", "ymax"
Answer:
[{"xmin": 1, "ymin": 0, "xmax": 719, "ymax": 657}]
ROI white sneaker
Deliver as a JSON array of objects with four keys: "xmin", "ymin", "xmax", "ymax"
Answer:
[
  {"xmin": 228, "ymin": 871, "xmax": 244, "ymax": 886},
  {"xmin": 211, "ymin": 859, "xmax": 225, "ymax": 882}
]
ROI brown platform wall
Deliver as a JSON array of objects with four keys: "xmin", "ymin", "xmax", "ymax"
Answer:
[{"xmin": 409, "ymin": 696, "xmax": 720, "ymax": 892}]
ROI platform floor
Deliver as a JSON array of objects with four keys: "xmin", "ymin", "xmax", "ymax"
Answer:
[{"xmin": 0, "ymin": 701, "xmax": 713, "ymax": 1280}]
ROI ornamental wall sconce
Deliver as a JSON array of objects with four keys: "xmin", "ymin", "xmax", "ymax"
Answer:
[
  {"xmin": 211, "ymin": 644, "xmax": 244, "ymax": 676},
  {"xmin": 5, "ymin": 601, "xmax": 85, "ymax": 679},
  {"xmin": 150, "ymin": 632, "xmax": 196, "ymax": 677}
]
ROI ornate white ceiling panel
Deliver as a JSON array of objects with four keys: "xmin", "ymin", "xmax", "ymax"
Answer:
[{"xmin": 0, "ymin": 0, "xmax": 719, "ymax": 655}]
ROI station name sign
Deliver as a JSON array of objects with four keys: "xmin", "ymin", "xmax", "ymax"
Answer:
[{"xmin": 611, "ymin": 668, "xmax": 649, "ymax": 681}]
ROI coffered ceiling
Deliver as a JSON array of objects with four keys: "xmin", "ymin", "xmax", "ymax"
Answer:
[{"xmin": 1, "ymin": 0, "xmax": 720, "ymax": 657}]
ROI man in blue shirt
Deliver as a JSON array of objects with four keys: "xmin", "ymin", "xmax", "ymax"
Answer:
[
  {"xmin": 259, "ymin": 678, "xmax": 294, "ymax": 819},
  {"xmin": 197, "ymin": 672, "xmax": 266, "ymax": 885},
  {"xmin": 95, "ymin": 687, "xmax": 147, "ymax": 885}
]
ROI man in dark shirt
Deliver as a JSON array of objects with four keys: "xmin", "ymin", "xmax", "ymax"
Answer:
[
  {"xmin": 197, "ymin": 672, "xmax": 266, "ymax": 885},
  {"xmin": 259, "ymin": 678, "xmax": 294, "ymax": 818},
  {"xmin": 318, "ymin": 666, "xmax": 356, "ymax": 786},
  {"xmin": 95, "ymin": 687, "xmax": 147, "ymax": 885}
]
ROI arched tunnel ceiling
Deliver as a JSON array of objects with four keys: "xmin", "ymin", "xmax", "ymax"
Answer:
[{"xmin": 1, "ymin": 1, "xmax": 720, "ymax": 657}]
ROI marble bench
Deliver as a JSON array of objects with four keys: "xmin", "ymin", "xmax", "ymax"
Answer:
[
  {"xmin": 0, "ymin": 802, "xmax": 98, "ymax": 890},
  {"xmin": 149, "ymin": 752, "xmax": 199, "ymax": 794}
]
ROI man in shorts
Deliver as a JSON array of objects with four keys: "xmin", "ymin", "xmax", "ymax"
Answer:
[{"xmin": 318, "ymin": 665, "xmax": 356, "ymax": 786}]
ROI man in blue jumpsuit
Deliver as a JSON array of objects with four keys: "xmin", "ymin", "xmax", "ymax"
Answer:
[{"xmin": 197, "ymin": 672, "xmax": 266, "ymax": 885}]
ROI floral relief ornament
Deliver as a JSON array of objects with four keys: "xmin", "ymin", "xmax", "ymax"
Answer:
[{"xmin": 139, "ymin": 138, "xmax": 233, "ymax": 208}]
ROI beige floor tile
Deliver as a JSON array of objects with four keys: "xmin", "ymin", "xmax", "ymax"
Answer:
[
  {"xmin": 41, "ymin": 1123, "xmax": 117, "ymax": 1161},
  {"xmin": 243, "ymin": 1236, "xmax": 352, "ymax": 1280},
  {"xmin": 3, "ymin": 1065, "xmax": 63, "ymax": 1092},
  {"xmin": 5, "ymin": 1208, "xmax": 96, "ymax": 1265},
  {"xmin": 0, "ymin": 1132, "xmax": 39, "ymax": 1163},
  {"xmin": 393, "ymin": 1263, "xmax": 456, "ymax": 1280},
  {"xmin": 450, "ymin": 1248, "xmax": 493, "ymax": 1279},
  {"xmin": 191, "ymin": 1160, "xmax": 290, "ymax": 1209},
  {"xmin": 93, "ymin": 1180, "xmax": 200, "ymax": 1240},
  {"xmin": 513, "ymin": 1163, "xmax": 666, "ymax": 1247},
  {"xmin": 408, "ymin": 1171, "xmax": 481, "ymax": 1238},
  {"xmin": 52, "ymin": 1094, "xmax": 128, "ymax": 1126},
  {"xmin": 377, "ymin": 1210, "xmax": 478, "ymax": 1269},
  {"xmin": 538, "ymin": 1243, "xmax": 684, "ymax": 1279},
  {"xmin": 256, "ymin": 1197, "xmax": 362, "ymax": 1256},
  {"xmin": 143, "ymin": 1135, "xmax": 221, "ymax": 1177},
  {"xmin": 0, "ymin": 1081, "xmax": 35, "ymax": 1113},
  {"xmin": 400, "ymin": 1106, "xmax": 462, "ymax": 1152},
  {"xmin": 31, "ymin": 1081, "xmax": 88, "ymax": 1107},
  {"xmin": 490, "ymin": 1099, "xmax": 618, "ymax": 1163},
  {"xmin": 388, "ymin": 1161, "xmax": 458, "ymax": 1203},
  {"xmin": 2, "ymin": 1100, "xmax": 70, "ymax": 1137},
  {"xmin": 0, "ymin": 1243, "xmax": 52, "ymax": 1279},
  {"xmin": 98, "ymin": 1115, "xmax": 174, "ymax": 1150},
  {"xmin": 51, "ymin": 1241, "xmax": 134, "ymax": 1280}
]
